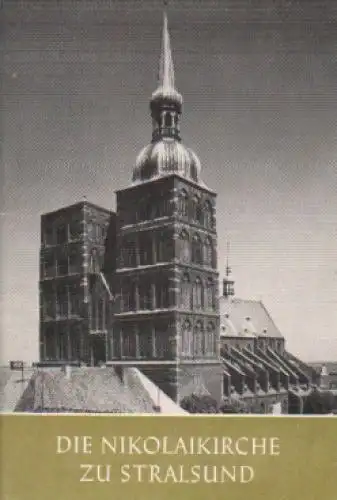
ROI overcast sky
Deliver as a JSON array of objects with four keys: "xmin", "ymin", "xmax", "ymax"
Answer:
[{"xmin": 1, "ymin": 0, "xmax": 337, "ymax": 364}]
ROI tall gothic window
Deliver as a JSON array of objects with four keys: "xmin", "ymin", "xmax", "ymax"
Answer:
[
  {"xmin": 205, "ymin": 322, "xmax": 216, "ymax": 356},
  {"xmin": 139, "ymin": 282, "xmax": 152, "ymax": 310},
  {"xmin": 191, "ymin": 195, "xmax": 202, "ymax": 224},
  {"xmin": 138, "ymin": 327, "xmax": 153, "ymax": 358},
  {"xmin": 192, "ymin": 234, "xmax": 202, "ymax": 264},
  {"xmin": 155, "ymin": 231, "xmax": 165, "ymax": 262},
  {"xmin": 179, "ymin": 230, "xmax": 190, "ymax": 263},
  {"xmin": 194, "ymin": 321, "xmax": 203, "ymax": 357},
  {"xmin": 68, "ymin": 284, "xmax": 80, "ymax": 317},
  {"xmin": 204, "ymin": 200, "xmax": 213, "ymax": 229},
  {"xmin": 44, "ymin": 326, "xmax": 55, "ymax": 360},
  {"xmin": 156, "ymin": 279, "xmax": 169, "ymax": 309},
  {"xmin": 56, "ymin": 253, "xmax": 68, "ymax": 276},
  {"xmin": 57, "ymin": 329, "xmax": 67, "ymax": 360},
  {"xmin": 43, "ymin": 253, "xmax": 54, "ymax": 278},
  {"xmin": 181, "ymin": 320, "xmax": 193, "ymax": 357},
  {"xmin": 69, "ymin": 219, "xmax": 82, "ymax": 241},
  {"xmin": 139, "ymin": 232, "xmax": 153, "ymax": 266},
  {"xmin": 121, "ymin": 282, "xmax": 136, "ymax": 312},
  {"xmin": 191, "ymin": 195, "xmax": 198, "ymax": 222},
  {"xmin": 155, "ymin": 330, "xmax": 167, "ymax": 359},
  {"xmin": 204, "ymin": 237, "xmax": 213, "ymax": 267},
  {"xmin": 44, "ymin": 226, "xmax": 54, "ymax": 246},
  {"xmin": 122, "ymin": 239, "xmax": 136, "ymax": 268},
  {"xmin": 42, "ymin": 291, "xmax": 54, "ymax": 321},
  {"xmin": 68, "ymin": 247, "xmax": 80, "ymax": 274},
  {"xmin": 56, "ymin": 285, "xmax": 68, "ymax": 318},
  {"xmin": 178, "ymin": 189, "xmax": 189, "ymax": 218},
  {"xmin": 192, "ymin": 277, "xmax": 203, "ymax": 310},
  {"xmin": 69, "ymin": 326, "xmax": 81, "ymax": 362},
  {"xmin": 180, "ymin": 273, "xmax": 191, "ymax": 310},
  {"xmin": 121, "ymin": 327, "xmax": 137, "ymax": 358},
  {"xmin": 56, "ymin": 223, "xmax": 67, "ymax": 244},
  {"xmin": 89, "ymin": 247, "xmax": 100, "ymax": 274},
  {"xmin": 205, "ymin": 278, "xmax": 215, "ymax": 310}
]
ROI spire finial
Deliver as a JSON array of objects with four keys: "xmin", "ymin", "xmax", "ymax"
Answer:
[
  {"xmin": 159, "ymin": 10, "xmax": 175, "ymax": 92},
  {"xmin": 151, "ymin": 10, "xmax": 182, "ymax": 106}
]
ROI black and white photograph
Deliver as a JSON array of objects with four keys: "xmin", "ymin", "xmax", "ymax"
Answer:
[{"xmin": 1, "ymin": 0, "xmax": 337, "ymax": 415}]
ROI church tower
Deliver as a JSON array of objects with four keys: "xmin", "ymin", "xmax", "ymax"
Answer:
[{"xmin": 111, "ymin": 13, "xmax": 223, "ymax": 403}]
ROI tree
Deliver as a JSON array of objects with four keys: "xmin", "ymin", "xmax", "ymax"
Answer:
[
  {"xmin": 180, "ymin": 393, "xmax": 219, "ymax": 413},
  {"xmin": 303, "ymin": 388, "xmax": 337, "ymax": 414}
]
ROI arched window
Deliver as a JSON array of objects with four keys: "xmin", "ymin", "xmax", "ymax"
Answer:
[
  {"xmin": 179, "ymin": 230, "xmax": 190, "ymax": 263},
  {"xmin": 121, "ymin": 327, "xmax": 136, "ymax": 358},
  {"xmin": 180, "ymin": 273, "xmax": 191, "ymax": 310},
  {"xmin": 181, "ymin": 320, "xmax": 193, "ymax": 357},
  {"xmin": 193, "ymin": 277, "xmax": 203, "ymax": 310},
  {"xmin": 164, "ymin": 112, "xmax": 172, "ymax": 127},
  {"xmin": 155, "ymin": 231, "xmax": 165, "ymax": 262},
  {"xmin": 139, "ymin": 232, "xmax": 152, "ymax": 266},
  {"xmin": 139, "ymin": 282, "xmax": 152, "ymax": 310},
  {"xmin": 192, "ymin": 234, "xmax": 202, "ymax": 264},
  {"xmin": 122, "ymin": 238, "xmax": 136, "ymax": 268},
  {"xmin": 121, "ymin": 282, "xmax": 136, "ymax": 312},
  {"xmin": 156, "ymin": 279, "xmax": 169, "ymax": 309},
  {"xmin": 203, "ymin": 237, "xmax": 213, "ymax": 267},
  {"xmin": 205, "ymin": 278, "xmax": 214, "ymax": 310},
  {"xmin": 178, "ymin": 189, "xmax": 189, "ymax": 217},
  {"xmin": 204, "ymin": 200, "xmax": 213, "ymax": 229},
  {"xmin": 194, "ymin": 321, "xmax": 204, "ymax": 357},
  {"xmin": 90, "ymin": 247, "xmax": 100, "ymax": 274},
  {"xmin": 155, "ymin": 330, "xmax": 167, "ymax": 359},
  {"xmin": 205, "ymin": 322, "xmax": 216, "ymax": 356},
  {"xmin": 191, "ymin": 195, "xmax": 202, "ymax": 224}
]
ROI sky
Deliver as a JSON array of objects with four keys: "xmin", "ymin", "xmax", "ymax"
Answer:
[{"xmin": 1, "ymin": 0, "xmax": 337, "ymax": 364}]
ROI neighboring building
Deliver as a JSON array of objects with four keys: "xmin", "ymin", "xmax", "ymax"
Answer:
[
  {"xmin": 309, "ymin": 362, "xmax": 337, "ymax": 391},
  {"xmin": 38, "ymin": 13, "xmax": 316, "ymax": 413},
  {"xmin": 220, "ymin": 268, "xmax": 316, "ymax": 413},
  {"xmin": 39, "ymin": 201, "xmax": 116, "ymax": 366}
]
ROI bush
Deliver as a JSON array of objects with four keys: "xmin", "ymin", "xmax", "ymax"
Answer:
[
  {"xmin": 303, "ymin": 389, "xmax": 337, "ymax": 414},
  {"xmin": 180, "ymin": 394, "xmax": 219, "ymax": 414},
  {"xmin": 219, "ymin": 403, "xmax": 239, "ymax": 414}
]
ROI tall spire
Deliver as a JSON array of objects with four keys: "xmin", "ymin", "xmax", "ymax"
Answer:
[
  {"xmin": 151, "ymin": 12, "xmax": 182, "ymax": 107},
  {"xmin": 158, "ymin": 12, "xmax": 176, "ymax": 95}
]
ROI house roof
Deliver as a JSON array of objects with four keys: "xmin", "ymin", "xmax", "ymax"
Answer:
[
  {"xmin": 31, "ymin": 368, "xmax": 156, "ymax": 413},
  {"xmin": 220, "ymin": 297, "xmax": 284, "ymax": 339}
]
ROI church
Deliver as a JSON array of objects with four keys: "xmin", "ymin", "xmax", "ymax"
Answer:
[{"xmin": 39, "ymin": 13, "xmax": 316, "ymax": 413}]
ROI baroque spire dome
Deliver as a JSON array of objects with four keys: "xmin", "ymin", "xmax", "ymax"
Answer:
[{"xmin": 132, "ymin": 12, "xmax": 204, "ymax": 186}]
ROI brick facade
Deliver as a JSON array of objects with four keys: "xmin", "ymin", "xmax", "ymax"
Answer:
[{"xmin": 39, "ymin": 201, "xmax": 115, "ymax": 365}]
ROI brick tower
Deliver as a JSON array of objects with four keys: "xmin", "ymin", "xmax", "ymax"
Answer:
[{"xmin": 111, "ymin": 13, "xmax": 223, "ymax": 403}]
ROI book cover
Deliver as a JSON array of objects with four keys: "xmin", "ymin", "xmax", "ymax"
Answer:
[{"xmin": 1, "ymin": 1, "xmax": 336, "ymax": 499}]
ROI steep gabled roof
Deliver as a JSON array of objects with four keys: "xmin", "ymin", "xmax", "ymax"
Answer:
[{"xmin": 220, "ymin": 297, "xmax": 284, "ymax": 338}]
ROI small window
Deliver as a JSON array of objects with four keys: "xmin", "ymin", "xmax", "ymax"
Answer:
[
  {"xmin": 164, "ymin": 112, "xmax": 172, "ymax": 127},
  {"xmin": 44, "ymin": 226, "xmax": 54, "ymax": 246},
  {"xmin": 69, "ymin": 220, "xmax": 82, "ymax": 241},
  {"xmin": 56, "ymin": 224, "xmax": 67, "ymax": 244}
]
